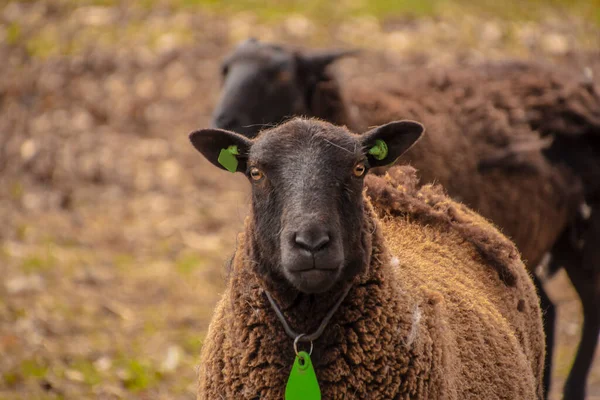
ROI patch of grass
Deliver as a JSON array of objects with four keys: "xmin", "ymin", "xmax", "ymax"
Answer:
[
  {"xmin": 12, "ymin": 307, "xmax": 27, "ymax": 319},
  {"xmin": 21, "ymin": 255, "xmax": 52, "ymax": 273},
  {"xmin": 20, "ymin": 359, "xmax": 48, "ymax": 379},
  {"xmin": 56, "ymin": 0, "xmax": 600, "ymax": 25},
  {"xmin": 16, "ymin": 0, "xmax": 598, "ymax": 61},
  {"xmin": 21, "ymin": 13, "xmax": 194, "ymax": 60},
  {"xmin": 26, "ymin": 34, "xmax": 60, "ymax": 59},
  {"xmin": 15, "ymin": 224, "xmax": 29, "ymax": 241},
  {"xmin": 458, "ymin": 0, "xmax": 600, "ymax": 22},
  {"xmin": 71, "ymin": 359, "xmax": 102, "ymax": 386},
  {"xmin": 116, "ymin": 358, "xmax": 162, "ymax": 392},
  {"xmin": 20, "ymin": 243, "xmax": 57, "ymax": 273},
  {"xmin": 113, "ymin": 253, "xmax": 135, "ymax": 271},
  {"xmin": 6, "ymin": 22, "xmax": 21, "ymax": 45},
  {"xmin": 143, "ymin": 319, "xmax": 160, "ymax": 335},
  {"xmin": 170, "ymin": 0, "xmax": 600, "ymax": 25},
  {"xmin": 175, "ymin": 253, "xmax": 205, "ymax": 274},
  {"xmin": 181, "ymin": 332, "xmax": 204, "ymax": 355},
  {"xmin": 10, "ymin": 182, "xmax": 23, "ymax": 201},
  {"xmin": 2, "ymin": 371, "xmax": 21, "ymax": 387}
]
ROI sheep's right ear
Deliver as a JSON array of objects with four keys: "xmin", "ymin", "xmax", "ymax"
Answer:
[{"xmin": 189, "ymin": 128, "xmax": 253, "ymax": 173}]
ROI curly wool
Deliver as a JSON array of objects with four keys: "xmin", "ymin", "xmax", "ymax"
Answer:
[{"xmin": 198, "ymin": 166, "xmax": 544, "ymax": 399}]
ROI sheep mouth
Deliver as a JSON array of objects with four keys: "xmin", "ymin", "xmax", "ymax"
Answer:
[
  {"xmin": 286, "ymin": 264, "xmax": 340, "ymax": 272},
  {"xmin": 286, "ymin": 268, "xmax": 341, "ymax": 294}
]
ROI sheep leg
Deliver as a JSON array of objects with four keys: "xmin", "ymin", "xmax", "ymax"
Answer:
[
  {"xmin": 534, "ymin": 274, "xmax": 555, "ymax": 399},
  {"xmin": 562, "ymin": 271, "xmax": 599, "ymax": 400},
  {"xmin": 563, "ymin": 210, "xmax": 600, "ymax": 400}
]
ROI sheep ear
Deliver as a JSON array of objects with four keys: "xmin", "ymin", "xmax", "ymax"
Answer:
[
  {"xmin": 297, "ymin": 49, "xmax": 359, "ymax": 75},
  {"xmin": 189, "ymin": 128, "xmax": 253, "ymax": 173},
  {"xmin": 361, "ymin": 121, "xmax": 424, "ymax": 167}
]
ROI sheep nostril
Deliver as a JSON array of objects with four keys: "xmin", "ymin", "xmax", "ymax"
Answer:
[{"xmin": 294, "ymin": 232, "xmax": 330, "ymax": 253}]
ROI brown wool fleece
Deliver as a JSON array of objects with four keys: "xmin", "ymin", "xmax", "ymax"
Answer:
[
  {"xmin": 312, "ymin": 61, "xmax": 597, "ymax": 267},
  {"xmin": 198, "ymin": 166, "xmax": 544, "ymax": 399}
]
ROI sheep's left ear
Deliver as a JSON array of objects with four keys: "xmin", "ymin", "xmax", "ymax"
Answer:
[
  {"xmin": 189, "ymin": 128, "xmax": 253, "ymax": 173},
  {"xmin": 361, "ymin": 121, "xmax": 424, "ymax": 167}
]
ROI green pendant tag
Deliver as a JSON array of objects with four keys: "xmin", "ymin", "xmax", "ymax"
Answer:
[
  {"xmin": 285, "ymin": 351, "xmax": 321, "ymax": 400},
  {"xmin": 218, "ymin": 145, "xmax": 239, "ymax": 173},
  {"xmin": 368, "ymin": 139, "xmax": 388, "ymax": 160}
]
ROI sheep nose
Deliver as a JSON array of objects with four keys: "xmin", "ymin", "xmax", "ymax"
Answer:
[
  {"xmin": 212, "ymin": 113, "xmax": 241, "ymax": 131},
  {"xmin": 294, "ymin": 229, "xmax": 330, "ymax": 253}
]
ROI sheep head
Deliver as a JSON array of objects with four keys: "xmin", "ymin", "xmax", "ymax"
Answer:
[
  {"xmin": 190, "ymin": 118, "xmax": 423, "ymax": 293},
  {"xmin": 212, "ymin": 38, "xmax": 356, "ymax": 138}
]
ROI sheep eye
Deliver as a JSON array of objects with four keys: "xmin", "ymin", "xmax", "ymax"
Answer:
[
  {"xmin": 353, "ymin": 163, "xmax": 366, "ymax": 177},
  {"xmin": 250, "ymin": 167, "xmax": 264, "ymax": 181}
]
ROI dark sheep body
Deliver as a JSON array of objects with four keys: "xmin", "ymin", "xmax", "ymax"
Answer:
[
  {"xmin": 198, "ymin": 162, "xmax": 544, "ymax": 399},
  {"xmin": 338, "ymin": 64, "xmax": 588, "ymax": 267}
]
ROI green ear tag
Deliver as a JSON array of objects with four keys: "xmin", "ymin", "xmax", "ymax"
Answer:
[
  {"xmin": 368, "ymin": 139, "xmax": 388, "ymax": 160},
  {"xmin": 285, "ymin": 351, "xmax": 321, "ymax": 400},
  {"xmin": 218, "ymin": 145, "xmax": 239, "ymax": 173}
]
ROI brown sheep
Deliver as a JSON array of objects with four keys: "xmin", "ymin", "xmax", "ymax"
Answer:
[
  {"xmin": 210, "ymin": 39, "xmax": 600, "ymax": 399},
  {"xmin": 190, "ymin": 117, "xmax": 545, "ymax": 399}
]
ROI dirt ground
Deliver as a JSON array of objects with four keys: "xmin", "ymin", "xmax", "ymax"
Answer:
[{"xmin": 1, "ymin": 2, "xmax": 599, "ymax": 399}]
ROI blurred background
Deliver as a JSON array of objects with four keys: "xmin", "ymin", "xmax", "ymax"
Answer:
[{"xmin": 0, "ymin": 1, "xmax": 599, "ymax": 399}]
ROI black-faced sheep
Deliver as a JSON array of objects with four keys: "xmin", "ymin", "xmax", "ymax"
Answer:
[
  {"xmin": 189, "ymin": 117, "xmax": 545, "ymax": 399},
  {"xmin": 210, "ymin": 38, "xmax": 600, "ymax": 399}
]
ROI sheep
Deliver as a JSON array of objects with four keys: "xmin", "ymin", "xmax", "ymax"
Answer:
[
  {"xmin": 189, "ymin": 117, "xmax": 545, "ymax": 399},
  {"xmin": 210, "ymin": 38, "xmax": 600, "ymax": 399}
]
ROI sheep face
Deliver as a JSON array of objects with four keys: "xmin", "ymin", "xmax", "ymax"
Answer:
[
  {"xmin": 189, "ymin": 118, "xmax": 423, "ymax": 293},
  {"xmin": 212, "ymin": 38, "xmax": 354, "ymax": 138}
]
